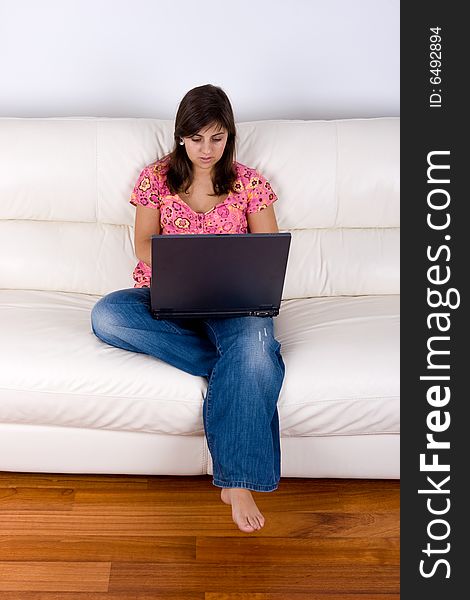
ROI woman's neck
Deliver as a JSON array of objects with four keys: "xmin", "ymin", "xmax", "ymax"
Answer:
[{"xmin": 190, "ymin": 170, "xmax": 214, "ymax": 190}]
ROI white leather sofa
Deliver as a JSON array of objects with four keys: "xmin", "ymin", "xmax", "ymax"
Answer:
[{"xmin": 0, "ymin": 116, "xmax": 399, "ymax": 479}]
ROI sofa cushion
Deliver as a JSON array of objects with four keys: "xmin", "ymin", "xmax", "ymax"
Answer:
[
  {"xmin": 275, "ymin": 295, "xmax": 399, "ymax": 436},
  {"xmin": 0, "ymin": 290, "xmax": 399, "ymax": 438}
]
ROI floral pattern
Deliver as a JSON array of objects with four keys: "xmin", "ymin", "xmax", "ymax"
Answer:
[{"xmin": 129, "ymin": 155, "xmax": 278, "ymax": 287}]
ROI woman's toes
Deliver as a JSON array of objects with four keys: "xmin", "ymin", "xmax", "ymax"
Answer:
[{"xmin": 246, "ymin": 517, "xmax": 255, "ymax": 530}]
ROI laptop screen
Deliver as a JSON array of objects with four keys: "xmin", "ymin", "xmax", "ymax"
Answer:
[{"xmin": 150, "ymin": 233, "xmax": 291, "ymax": 318}]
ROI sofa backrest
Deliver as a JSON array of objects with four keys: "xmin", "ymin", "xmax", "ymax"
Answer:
[{"xmin": 0, "ymin": 117, "xmax": 399, "ymax": 298}]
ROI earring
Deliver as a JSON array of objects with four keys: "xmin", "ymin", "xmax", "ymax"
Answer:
[{"xmin": 179, "ymin": 139, "xmax": 184, "ymax": 145}]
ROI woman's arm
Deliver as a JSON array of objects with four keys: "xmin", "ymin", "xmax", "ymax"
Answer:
[
  {"xmin": 134, "ymin": 204, "xmax": 161, "ymax": 267},
  {"xmin": 247, "ymin": 204, "xmax": 279, "ymax": 234}
]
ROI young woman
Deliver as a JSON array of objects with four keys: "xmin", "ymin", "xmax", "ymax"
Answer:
[{"xmin": 91, "ymin": 84, "xmax": 286, "ymax": 533}]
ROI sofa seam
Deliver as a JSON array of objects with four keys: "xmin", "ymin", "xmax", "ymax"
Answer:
[
  {"xmin": 95, "ymin": 120, "xmax": 99, "ymax": 223},
  {"xmin": 0, "ymin": 386, "xmax": 206, "ymax": 404},
  {"xmin": 0, "ymin": 385, "xmax": 399, "ymax": 406},
  {"xmin": 281, "ymin": 395, "xmax": 400, "ymax": 407},
  {"xmin": 333, "ymin": 121, "xmax": 340, "ymax": 227},
  {"xmin": 0, "ymin": 420, "xmax": 400, "ymax": 437},
  {"xmin": 202, "ymin": 436, "xmax": 210, "ymax": 474}
]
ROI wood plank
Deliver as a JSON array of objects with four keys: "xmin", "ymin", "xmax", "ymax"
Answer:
[
  {"xmin": 0, "ymin": 472, "xmax": 149, "ymax": 490},
  {"xmin": 0, "ymin": 593, "xmax": 204, "ymax": 599},
  {"xmin": 0, "ymin": 487, "xmax": 75, "ymax": 511},
  {"xmin": 196, "ymin": 537, "xmax": 399, "ymax": 566},
  {"xmin": 73, "ymin": 489, "xmax": 228, "ymax": 510},
  {"xmin": 0, "ymin": 593, "xmax": 398, "ymax": 600},
  {"xmin": 205, "ymin": 595, "xmax": 400, "ymax": 600},
  {"xmin": 0, "ymin": 535, "xmax": 196, "ymax": 561},
  {"xmin": 0, "ymin": 510, "xmax": 399, "ymax": 538},
  {"xmin": 0, "ymin": 561, "xmax": 110, "ymax": 592},
  {"xmin": 146, "ymin": 475, "xmax": 219, "ymax": 491},
  {"xmin": 108, "ymin": 563, "xmax": 399, "ymax": 594},
  {"xmin": 338, "ymin": 481, "xmax": 400, "ymax": 512},
  {"xmin": 72, "ymin": 486, "xmax": 342, "ymax": 513},
  {"xmin": 0, "ymin": 535, "xmax": 399, "ymax": 565}
]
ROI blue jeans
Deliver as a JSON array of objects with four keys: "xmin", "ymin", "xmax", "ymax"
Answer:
[{"xmin": 90, "ymin": 288, "xmax": 286, "ymax": 492}]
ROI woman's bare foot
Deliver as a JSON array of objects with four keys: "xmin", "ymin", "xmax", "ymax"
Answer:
[{"xmin": 220, "ymin": 487, "xmax": 266, "ymax": 532}]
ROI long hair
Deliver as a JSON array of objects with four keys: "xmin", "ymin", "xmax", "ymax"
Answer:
[{"xmin": 165, "ymin": 84, "xmax": 238, "ymax": 196}]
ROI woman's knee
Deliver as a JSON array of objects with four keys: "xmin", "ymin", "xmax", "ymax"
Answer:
[
  {"xmin": 242, "ymin": 320, "xmax": 284, "ymax": 379},
  {"xmin": 237, "ymin": 318, "xmax": 278, "ymax": 354},
  {"xmin": 91, "ymin": 288, "xmax": 148, "ymax": 337},
  {"xmin": 231, "ymin": 335, "xmax": 284, "ymax": 383}
]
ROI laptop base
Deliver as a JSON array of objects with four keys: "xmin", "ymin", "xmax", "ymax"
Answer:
[{"xmin": 152, "ymin": 308, "xmax": 279, "ymax": 320}]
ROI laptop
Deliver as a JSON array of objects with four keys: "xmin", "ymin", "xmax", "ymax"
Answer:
[{"xmin": 150, "ymin": 232, "xmax": 291, "ymax": 319}]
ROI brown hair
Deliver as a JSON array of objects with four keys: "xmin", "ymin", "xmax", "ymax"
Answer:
[{"xmin": 165, "ymin": 84, "xmax": 238, "ymax": 197}]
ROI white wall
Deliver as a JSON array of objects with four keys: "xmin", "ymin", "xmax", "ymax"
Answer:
[{"xmin": 0, "ymin": 0, "xmax": 399, "ymax": 120}]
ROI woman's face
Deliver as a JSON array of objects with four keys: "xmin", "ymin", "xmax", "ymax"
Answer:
[{"xmin": 182, "ymin": 122, "xmax": 228, "ymax": 172}]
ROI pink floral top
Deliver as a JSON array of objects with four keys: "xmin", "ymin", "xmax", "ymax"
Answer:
[{"xmin": 129, "ymin": 155, "xmax": 278, "ymax": 287}]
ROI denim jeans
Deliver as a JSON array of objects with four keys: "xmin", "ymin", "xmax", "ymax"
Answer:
[{"xmin": 90, "ymin": 288, "xmax": 286, "ymax": 492}]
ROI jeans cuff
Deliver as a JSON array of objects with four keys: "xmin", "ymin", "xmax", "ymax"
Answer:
[{"xmin": 212, "ymin": 478, "xmax": 279, "ymax": 492}]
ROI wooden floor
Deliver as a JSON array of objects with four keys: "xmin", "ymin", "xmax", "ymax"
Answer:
[{"xmin": 0, "ymin": 472, "xmax": 399, "ymax": 598}]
